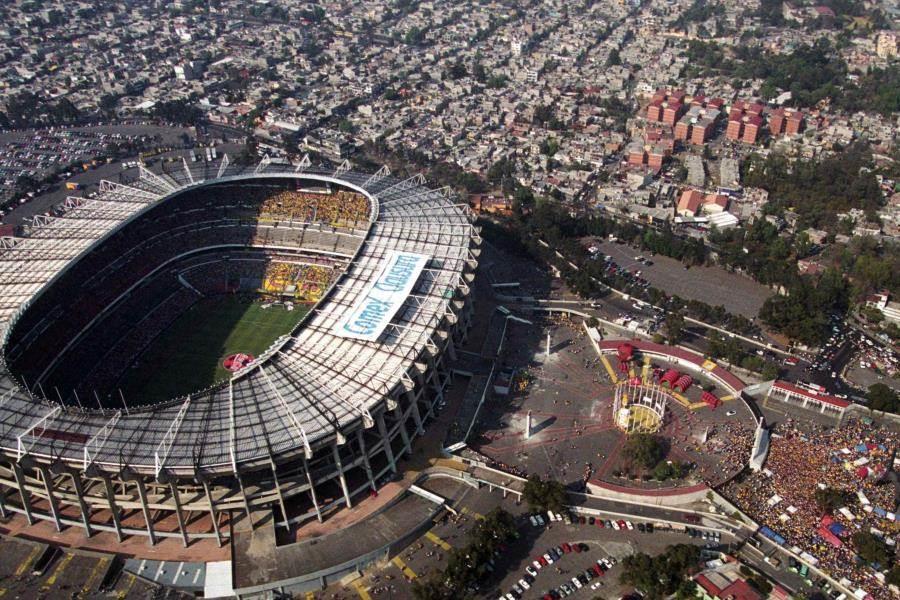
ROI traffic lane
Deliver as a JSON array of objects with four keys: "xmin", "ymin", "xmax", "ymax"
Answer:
[{"xmin": 597, "ymin": 241, "xmax": 771, "ymax": 319}]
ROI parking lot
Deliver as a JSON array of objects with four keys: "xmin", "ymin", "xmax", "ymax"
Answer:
[
  {"xmin": 0, "ymin": 123, "xmax": 246, "ymax": 228},
  {"xmin": 0, "ymin": 536, "xmax": 167, "ymax": 599},
  {"xmin": 321, "ymin": 479, "xmax": 729, "ymax": 600},
  {"xmin": 597, "ymin": 240, "xmax": 772, "ymax": 319}
]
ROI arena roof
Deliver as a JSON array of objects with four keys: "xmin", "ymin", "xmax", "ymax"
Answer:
[{"xmin": 0, "ymin": 159, "xmax": 477, "ymax": 476}]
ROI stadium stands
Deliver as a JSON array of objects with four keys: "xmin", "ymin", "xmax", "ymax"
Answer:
[{"xmin": 0, "ymin": 163, "xmax": 477, "ymax": 547}]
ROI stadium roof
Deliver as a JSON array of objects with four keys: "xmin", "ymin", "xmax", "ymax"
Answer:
[{"xmin": 0, "ymin": 159, "xmax": 477, "ymax": 476}]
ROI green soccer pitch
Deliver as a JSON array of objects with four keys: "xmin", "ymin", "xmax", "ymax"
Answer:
[{"xmin": 118, "ymin": 295, "xmax": 310, "ymax": 405}]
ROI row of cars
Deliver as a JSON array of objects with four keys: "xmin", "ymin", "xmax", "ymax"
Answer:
[
  {"xmin": 500, "ymin": 540, "xmax": 619, "ymax": 600},
  {"xmin": 529, "ymin": 511, "xmax": 656, "ymax": 534}
]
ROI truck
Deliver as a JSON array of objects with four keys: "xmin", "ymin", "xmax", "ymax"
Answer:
[{"xmin": 65, "ymin": 182, "xmax": 82, "ymax": 191}]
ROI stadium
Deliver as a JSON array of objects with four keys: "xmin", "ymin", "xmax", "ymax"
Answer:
[{"xmin": 0, "ymin": 157, "xmax": 479, "ymax": 546}]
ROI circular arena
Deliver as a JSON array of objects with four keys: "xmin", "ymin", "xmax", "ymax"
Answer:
[{"xmin": 0, "ymin": 158, "xmax": 478, "ymax": 546}]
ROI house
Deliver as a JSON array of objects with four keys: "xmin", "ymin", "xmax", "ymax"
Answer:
[{"xmin": 677, "ymin": 189, "xmax": 729, "ymax": 217}]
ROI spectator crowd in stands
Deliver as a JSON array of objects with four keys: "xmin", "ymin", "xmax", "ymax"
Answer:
[
  {"xmin": 10, "ymin": 182, "xmax": 359, "ymax": 406},
  {"xmin": 259, "ymin": 189, "xmax": 369, "ymax": 228}
]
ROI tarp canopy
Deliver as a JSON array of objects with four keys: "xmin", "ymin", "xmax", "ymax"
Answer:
[
  {"xmin": 617, "ymin": 343, "xmax": 634, "ymax": 361},
  {"xmin": 818, "ymin": 526, "xmax": 843, "ymax": 548}
]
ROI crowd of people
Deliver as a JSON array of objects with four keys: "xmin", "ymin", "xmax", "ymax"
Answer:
[
  {"xmin": 722, "ymin": 418, "xmax": 899, "ymax": 598},
  {"xmin": 259, "ymin": 190, "xmax": 370, "ymax": 228},
  {"xmin": 261, "ymin": 262, "xmax": 336, "ymax": 302},
  {"xmin": 689, "ymin": 420, "xmax": 754, "ymax": 485}
]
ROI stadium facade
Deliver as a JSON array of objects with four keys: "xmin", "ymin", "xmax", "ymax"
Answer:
[{"xmin": 0, "ymin": 157, "xmax": 479, "ymax": 546}]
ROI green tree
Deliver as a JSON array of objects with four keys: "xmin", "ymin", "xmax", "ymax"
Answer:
[
  {"xmin": 852, "ymin": 531, "xmax": 893, "ymax": 565},
  {"xmin": 665, "ymin": 311, "xmax": 685, "ymax": 345},
  {"xmin": 624, "ymin": 433, "xmax": 665, "ymax": 470},
  {"xmin": 867, "ymin": 383, "xmax": 899, "ymax": 414},
  {"xmin": 523, "ymin": 475, "xmax": 567, "ymax": 513},
  {"xmin": 619, "ymin": 544, "xmax": 701, "ymax": 600}
]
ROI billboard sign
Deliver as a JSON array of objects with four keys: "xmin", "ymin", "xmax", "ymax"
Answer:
[{"xmin": 334, "ymin": 250, "xmax": 430, "ymax": 341}]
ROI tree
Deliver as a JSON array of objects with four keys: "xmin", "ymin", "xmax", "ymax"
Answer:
[
  {"xmin": 665, "ymin": 311, "xmax": 685, "ymax": 345},
  {"xmin": 539, "ymin": 137, "xmax": 559, "ymax": 157},
  {"xmin": 234, "ymin": 137, "xmax": 258, "ymax": 166},
  {"xmin": 523, "ymin": 475, "xmax": 567, "ymax": 513},
  {"xmin": 624, "ymin": 433, "xmax": 665, "ymax": 470},
  {"xmin": 853, "ymin": 531, "xmax": 893, "ymax": 566},
  {"xmin": 867, "ymin": 383, "xmax": 899, "ymax": 414},
  {"xmin": 412, "ymin": 507, "xmax": 517, "ymax": 599},
  {"xmin": 619, "ymin": 544, "xmax": 700, "ymax": 600},
  {"xmin": 606, "ymin": 48, "xmax": 621, "ymax": 67}
]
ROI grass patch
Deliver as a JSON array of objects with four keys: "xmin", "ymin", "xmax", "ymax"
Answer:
[{"xmin": 118, "ymin": 295, "xmax": 308, "ymax": 405}]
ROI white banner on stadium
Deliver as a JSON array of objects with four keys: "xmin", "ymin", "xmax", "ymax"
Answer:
[{"xmin": 334, "ymin": 250, "xmax": 430, "ymax": 341}]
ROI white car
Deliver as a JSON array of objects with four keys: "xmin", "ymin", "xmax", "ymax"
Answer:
[
  {"xmin": 572, "ymin": 576, "xmax": 583, "ymax": 589},
  {"xmin": 611, "ymin": 521, "xmax": 620, "ymax": 530},
  {"xmin": 626, "ymin": 521, "xmax": 634, "ymax": 530},
  {"xmin": 529, "ymin": 515, "xmax": 539, "ymax": 527},
  {"xmin": 532, "ymin": 560, "xmax": 542, "ymax": 571},
  {"xmin": 543, "ymin": 553, "xmax": 554, "ymax": 564},
  {"xmin": 526, "ymin": 566, "xmax": 538, "ymax": 578},
  {"xmin": 726, "ymin": 410, "xmax": 736, "ymax": 416},
  {"xmin": 519, "ymin": 578, "xmax": 530, "ymax": 590}
]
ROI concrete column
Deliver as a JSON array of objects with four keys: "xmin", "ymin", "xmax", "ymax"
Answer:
[
  {"xmin": 356, "ymin": 429, "xmax": 377, "ymax": 491},
  {"xmin": 234, "ymin": 471, "xmax": 254, "ymax": 530},
  {"xmin": 332, "ymin": 445, "xmax": 352, "ymax": 508},
  {"xmin": 101, "ymin": 475, "xmax": 124, "ymax": 542},
  {"xmin": 376, "ymin": 412, "xmax": 397, "ymax": 473},
  {"xmin": 36, "ymin": 465, "xmax": 62, "ymax": 532},
  {"xmin": 303, "ymin": 458, "xmax": 323, "ymax": 523},
  {"xmin": 67, "ymin": 471, "xmax": 94, "ymax": 538},
  {"xmin": 268, "ymin": 458, "xmax": 290, "ymax": 529},
  {"xmin": 446, "ymin": 339, "xmax": 458, "ymax": 361},
  {"xmin": 12, "ymin": 463, "xmax": 34, "ymax": 525},
  {"xmin": 405, "ymin": 390, "xmax": 425, "ymax": 435},
  {"xmin": 201, "ymin": 479, "xmax": 223, "ymax": 547},
  {"xmin": 168, "ymin": 481, "xmax": 189, "ymax": 548},
  {"xmin": 393, "ymin": 405, "xmax": 412, "ymax": 457},
  {"xmin": 132, "ymin": 477, "xmax": 157, "ymax": 546}
]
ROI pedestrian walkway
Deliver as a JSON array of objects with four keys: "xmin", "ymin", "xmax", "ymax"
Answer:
[{"xmin": 40, "ymin": 552, "xmax": 73, "ymax": 593}]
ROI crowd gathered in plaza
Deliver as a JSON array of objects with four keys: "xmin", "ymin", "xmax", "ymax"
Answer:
[{"xmin": 722, "ymin": 419, "xmax": 898, "ymax": 598}]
